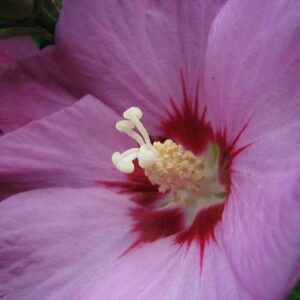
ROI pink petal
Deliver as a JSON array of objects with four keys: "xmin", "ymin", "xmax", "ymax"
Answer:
[
  {"xmin": 0, "ymin": 96, "xmax": 131, "ymax": 199},
  {"xmin": 204, "ymin": 0, "xmax": 300, "ymax": 146},
  {"xmin": 0, "ymin": 187, "xmax": 136, "ymax": 299},
  {"xmin": 77, "ymin": 173, "xmax": 300, "ymax": 299},
  {"xmin": 78, "ymin": 240, "xmax": 249, "ymax": 299},
  {"xmin": 204, "ymin": 0, "xmax": 300, "ymax": 237},
  {"xmin": 56, "ymin": 0, "xmax": 227, "ymax": 126},
  {"xmin": 0, "ymin": 37, "xmax": 38, "ymax": 71},
  {"xmin": 0, "ymin": 47, "xmax": 78, "ymax": 134},
  {"xmin": 203, "ymin": 3, "xmax": 300, "ymax": 296},
  {"xmin": 220, "ymin": 170, "xmax": 300, "ymax": 299}
]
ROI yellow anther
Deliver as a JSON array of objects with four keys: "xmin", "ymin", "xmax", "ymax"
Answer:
[
  {"xmin": 112, "ymin": 107, "xmax": 225, "ymax": 214},
  {"xmin": 145, "ymin": 139, "xmax": 205, "ymax": 196}
]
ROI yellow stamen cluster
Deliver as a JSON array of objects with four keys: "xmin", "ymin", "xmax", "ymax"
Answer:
[
  {"xmin": 113, "ymin": 107, "xmax": 226, "ymax": 213},
  {"xmin": 145, "ymin": 140, "xmax": 205, "ymax": 198}
]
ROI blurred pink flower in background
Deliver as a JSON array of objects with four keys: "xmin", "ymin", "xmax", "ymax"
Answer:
[
  {"xmin": 0, "ymin": 43, "xmax": 78, "ymax": 134},
  {"xmin": 0, "ymin": 37, "xmax": 38, "ymax": 72},
  {"xmin": 0, "ymin": 0, "xmax": 300, "ymax": 299}
]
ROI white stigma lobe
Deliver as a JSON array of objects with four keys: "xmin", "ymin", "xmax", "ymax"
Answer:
[{"xmin": 112, "ymin": 107, "xmax": 157, "ymax": 173}]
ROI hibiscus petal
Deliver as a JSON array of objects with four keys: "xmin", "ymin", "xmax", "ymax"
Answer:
[
  {"xmin": 56, "ymin": 0, "xmax": 227, "ymax": 125},
  {"xmin": 204, "ymin": 3, "xmax": 300, "ymax": 296},
  {"xmin": 77, "ymin": 239, "xmax": 251, "ymax": 299},
  {"xmin": 0, "ymin": 47, "xmax": 79, "ymax": 134},
  {"xmin": 220, "ymin": 170, "xmax": 300, "ymax": 299},
  {"xmin": 204, "ymin": 0, "xmax": 300, "ymax": 241},
  {"xmin": 0, "ymin": 187, "xmax": 137, "ymax": 299},
  {"xmin": 0, "ymin": 95, "xmax": 132, "ymax": 200},
  {"xmin": 205, "ymin": 0, "xmax": 300, "ymax": 147},
  {"xmin": 0, "ymin": 37, "xmax": 38, "ymax": 71},
  {"xmin": 77, "ymin": 173, "xmax": 300, "ymax": 299}
]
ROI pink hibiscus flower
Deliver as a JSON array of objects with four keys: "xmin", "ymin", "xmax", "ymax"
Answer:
[{"xmin": 1, "ymin": 0, "xmax": 300, "ymax": 299}]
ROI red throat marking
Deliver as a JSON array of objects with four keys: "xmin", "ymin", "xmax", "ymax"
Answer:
[{"xmin": 99, "ymin": 75, "xmax": 250, "ymax": 266}]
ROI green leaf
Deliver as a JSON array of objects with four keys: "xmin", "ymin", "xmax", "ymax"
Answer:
[
  {"xmin": 287, "ymin": 281, "xmax": 300, "ymax": 300},
  {"xmin": 0, "ymin": 0, "xmax": 35, "ymax": 21},
  {"xmin": 0, "ymin": 0, "xmax": 63, "ymax": 46}
]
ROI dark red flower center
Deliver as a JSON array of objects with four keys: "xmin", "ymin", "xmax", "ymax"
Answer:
[{"xmin": 99, "ymin": 75, "xmax": 250, "ymax": 264}]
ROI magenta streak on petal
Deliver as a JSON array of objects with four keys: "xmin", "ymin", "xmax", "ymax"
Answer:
[
  {"xmin": 217, "ymin": 120, "xmax": 253, "ymax": 193},
  {"xmin": 160, "ymin": 72, "xmax": 214, "ymax": 154},
  {"xmin": 173, "ymin": 123, "xmax": 253, "ymax": 265},
  {"xmin": 98, "ymin": 74, "xmax": 251, "ymax": 262},
  {"xmin": 97, "ymin": 163, "xmax": 161, "ymax": 207},
  {"xmin": 176, "ymin": 203, "xmax": 224, "ymax": 265},
  {"xmin": 121, "ymin": 207, "xmax": 184, "ymax": 256}
]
